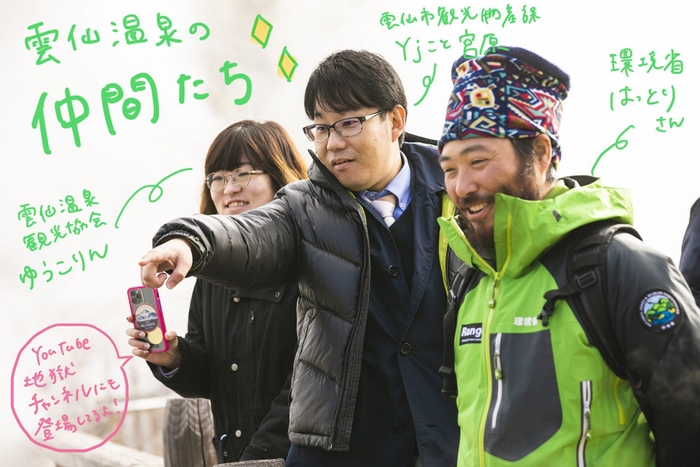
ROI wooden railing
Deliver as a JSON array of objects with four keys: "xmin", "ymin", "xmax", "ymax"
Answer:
[
  {"xmin": 43, "ymin": 397, "xmax": 284, "ymax": 467},
  {"xmin": 42, "ymin": 431, "xmax": 164, "ymax": 467}
]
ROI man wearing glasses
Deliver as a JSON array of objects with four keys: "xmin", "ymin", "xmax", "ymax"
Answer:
[{"xmin": 138, "ymin": 50, "xmax": 459, "ymax": 466}]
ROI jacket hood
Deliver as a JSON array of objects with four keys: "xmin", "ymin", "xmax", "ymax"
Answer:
[{"xmin": 438, "ymin": 176, "xmax": 634, "ymax": 277}]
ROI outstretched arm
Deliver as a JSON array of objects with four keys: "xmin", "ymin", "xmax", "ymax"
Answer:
[{"xmin": 141, "ymin": 198, "xmax": 299, "ymax": 291}]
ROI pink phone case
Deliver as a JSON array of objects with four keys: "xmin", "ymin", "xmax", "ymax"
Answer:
[{"xmin": 127, "ymin": 286, "xmax": 169, "ymax": 353}]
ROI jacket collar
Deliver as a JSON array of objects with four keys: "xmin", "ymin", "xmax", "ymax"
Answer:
[
  {"xmin": 438, "ymin": 176, "xmax": 634, "ymax": 278},
  {"xmin": 402, "ymin": 141, "xmax": 446, "ymax": 196},
  {"xmin": 307, "ymin": 141, "xmax": 446, "ymax": 201}
]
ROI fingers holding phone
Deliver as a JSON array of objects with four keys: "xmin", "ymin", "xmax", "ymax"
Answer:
[
  {"xmin": 126, "ymin": 318, "xmax": 181, "ymax": 368},
  {"xmin": 126, "ymin": 286, "xmax": 182, "ymax": 368}
]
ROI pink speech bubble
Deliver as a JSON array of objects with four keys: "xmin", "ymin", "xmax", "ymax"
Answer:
[{"xmin": 11, "ymin": 323, "xmax": 133, "ymax": 452}]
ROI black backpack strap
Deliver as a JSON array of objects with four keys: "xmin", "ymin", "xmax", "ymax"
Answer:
[
  {"xmin": 539, "ymin": 221, "xmax": 642, "ymax": 380},
  {"xmin": 539, "ymin": 271, "xmax": 597, "ymax": 326},
  {"xmin": 440, "ymin": 262, "xmax": 475, "ymax": 400}
]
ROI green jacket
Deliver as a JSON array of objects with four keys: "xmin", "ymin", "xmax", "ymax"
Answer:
[{"xmin": 438, "ymin": 177, "xmax": 700, "ymax": 467}]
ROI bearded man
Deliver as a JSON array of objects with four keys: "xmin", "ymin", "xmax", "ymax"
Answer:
[{"xmin": 437, "ymin": 46, "xmax": 700, "ymax": 467}]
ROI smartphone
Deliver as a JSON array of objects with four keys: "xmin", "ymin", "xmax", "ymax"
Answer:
[{"xmin": 127, "ymin": 286, "xmax": 169, "ymax": 353}]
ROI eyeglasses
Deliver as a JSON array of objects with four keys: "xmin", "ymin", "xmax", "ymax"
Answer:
[
  {"xmin": 302, "ymin": 109, "xmax": 388, "ymax": 143},
  {"xmin": 206, "ymin": 169, "xmax": 264, "ymax": 192}
]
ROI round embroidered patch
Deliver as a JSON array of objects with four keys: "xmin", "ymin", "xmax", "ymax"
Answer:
[{"xmin": 638, "ymin": 290, "xmax": 681, "ymax": 332}]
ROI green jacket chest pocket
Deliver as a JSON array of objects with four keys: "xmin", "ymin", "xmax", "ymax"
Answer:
[{"xmin": 484, "ymin": 330, "xmax": 562, "ymax": 461}]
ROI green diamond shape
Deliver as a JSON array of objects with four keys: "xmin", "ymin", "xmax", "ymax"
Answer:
[
  {"xmin": 251, "ymin": 14, "xmax": 273, "ymax": 49},
  {"xmin": 278, "ymin": 46, "xmax": 298, "ymax": 82}
]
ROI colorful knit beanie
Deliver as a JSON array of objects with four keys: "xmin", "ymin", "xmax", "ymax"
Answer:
[{"xmin": 438, "ymin": 46, "xmax": 570, "ymax": 163}]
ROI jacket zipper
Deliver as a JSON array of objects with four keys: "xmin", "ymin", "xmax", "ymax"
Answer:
[
  {"xmin": 577, "ymin": 380, "xmax": 592, "ymax": 467},
  {"xmin": 491, "ymin": 332, "xmax": 504, "ymax": 430},
  {"xmin": 449, "ymin": 213, "xmax": 511, "ymax": 467},
  {"xmin": 331, "ymin": 199, "xmax": 370, "ymax": 450},
  {"xmin": 478, "ymin": 275, "xmax": 500, "ymax": 467}
]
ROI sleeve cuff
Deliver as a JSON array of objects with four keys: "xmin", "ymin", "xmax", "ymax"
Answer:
[
  {"xmin": 154, "ymin": 230, "xmax": 204, "ymax": 273},
  {"xmin": 159, "ymin": 366, "xmax": 180, "ymax": 378}
]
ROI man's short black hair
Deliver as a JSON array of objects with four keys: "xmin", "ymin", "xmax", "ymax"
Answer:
[{"xmin": 304, "ymin": 50, "xmax": 408, "ymax": 145}]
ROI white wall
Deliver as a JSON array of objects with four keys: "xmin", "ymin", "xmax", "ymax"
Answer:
[{"xmin": 1, "ymin": 0, "xmax": 696, "ymax": 462}]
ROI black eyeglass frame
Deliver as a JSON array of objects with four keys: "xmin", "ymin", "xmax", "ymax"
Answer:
[{"xmin": 302, "ymin": 109, "xmax": 390, "ymax": 143}]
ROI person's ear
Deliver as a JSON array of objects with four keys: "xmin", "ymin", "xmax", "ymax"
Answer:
[{"xmin": 388, "ymin": 105, "xmax": 406, "ymax": 143}]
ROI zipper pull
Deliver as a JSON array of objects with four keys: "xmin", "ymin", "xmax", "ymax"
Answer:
[
  {"xmin": 584, "ymin": 408, "xmax": 592, "ymax": 439},
  {"xmin": 250, "ymin": 310, "xmax": 255, "ymax": 323},
  {"xmin": 583, "ymin": 381, "xmax": 592, "ymax": 439},
  {"xmin": 489, "ymin": 275, "xmax": 500, "ymax": 308},
  {"xmin": 493, "ymin": 333, "xmax": 503, "ymax": 380}
]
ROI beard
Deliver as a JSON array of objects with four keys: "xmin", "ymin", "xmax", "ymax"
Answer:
[{"xmin": 456, "ymin": 160, "xmax": 541, "ymax": 261}]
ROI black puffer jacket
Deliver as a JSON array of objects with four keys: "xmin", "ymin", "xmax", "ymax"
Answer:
[{"xmin": 153, "ymin": 142, "xmax": 446, "ymax": 452}]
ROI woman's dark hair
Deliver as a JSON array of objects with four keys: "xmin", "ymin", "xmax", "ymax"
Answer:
[
  {"xmin": 304, "ymin": 50, "xmax": 408, "ymax": 145},
  {"xmin": 200, "ymin": 120, "xmax": 307, "ymax": 214}
]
